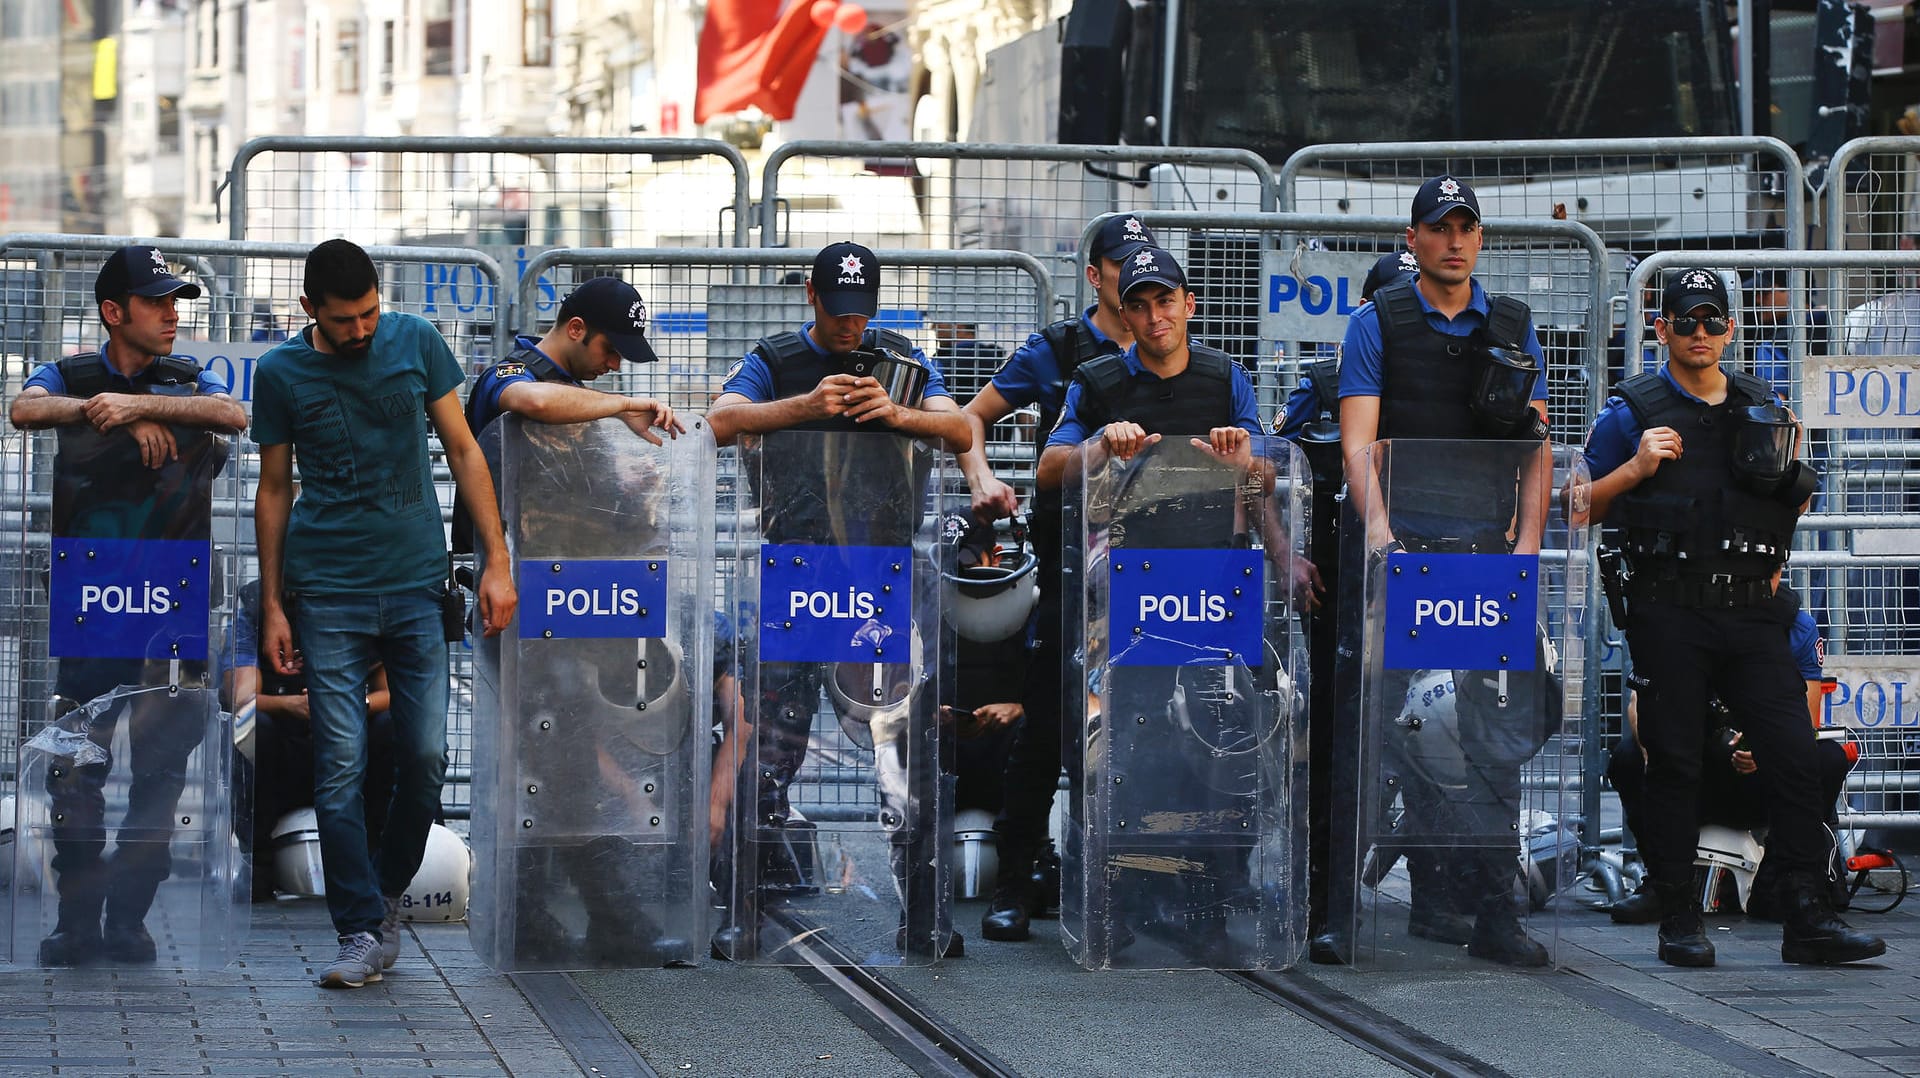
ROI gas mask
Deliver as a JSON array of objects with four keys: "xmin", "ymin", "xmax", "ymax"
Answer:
[
  {"xmin": 1731, "ymin": 401, "xmax": 1818, "ymax": 504},
  {"xmin": 1468, "ymin": 344, "xmax": 1546, "ymax": 440}
]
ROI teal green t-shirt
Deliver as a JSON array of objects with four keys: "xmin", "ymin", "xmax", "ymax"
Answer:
[{"xmin": 251, "ymin": 311, "xmax": 465, "ymax": 594}]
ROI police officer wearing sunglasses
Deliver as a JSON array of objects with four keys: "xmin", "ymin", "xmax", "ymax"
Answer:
[{"xmin": 1583, "ymin": 267, "xmax": 1883, "ymax": 969}]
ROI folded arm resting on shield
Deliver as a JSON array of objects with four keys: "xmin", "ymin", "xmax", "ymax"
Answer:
[
  {"xmin": 428, "ymin": 389, "xmax": 518, "ymax": 636},
  {"xmin": 495, "ymin": 380, "xmax": 683, "ymax": 445},
  {"xmin": 10, "ymin": 385, "xmax": 247, "ymax": 436}
]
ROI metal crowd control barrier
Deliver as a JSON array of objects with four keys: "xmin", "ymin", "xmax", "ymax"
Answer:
[
  {"xmin": 1625, "ymin": 249, "xmax": 1920, "ymax": 830},
  {"xmin": 226, "ymin": 136, "xmax": 755, "ymax": 249},
  {"xmin": 757, "ymin": 140, "xmax": 1276, "ymax": 306},
  {"xmin": 1278, "ymin": 136, "xmax": 1806, "ymax": 255},
  {"xmin": 511, "ymin": 245, "xmax": 1051, "ymax": 825},
  {"xmin": 0, "ymin": 233, "xmax": 507, "ymax": 824},
  {"xmin": 1823, "ymin": 136, "xmax": 1920, "ymax": 255}
]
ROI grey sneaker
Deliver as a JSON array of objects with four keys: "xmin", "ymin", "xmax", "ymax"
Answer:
[
  {"xmin": 379, "ymin": 896, "xmax": 403, "ymax": 970},
  {"xmin": 319, "ymin": 932, "xmax": 384, "ymax": 989}
]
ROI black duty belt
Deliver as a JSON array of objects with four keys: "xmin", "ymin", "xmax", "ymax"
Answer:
[{"xmin": 1626, "ymin": 574, "xmax": 1774, "ymax": 609}]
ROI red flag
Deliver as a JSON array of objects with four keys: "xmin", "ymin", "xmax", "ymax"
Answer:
[{"xmin": 695, "ymin": 0, "xmax": 840, "ymax": 123}]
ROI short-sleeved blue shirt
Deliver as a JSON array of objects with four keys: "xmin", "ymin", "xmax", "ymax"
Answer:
[
  {"xmin": 466, "ymin": 336, "xmax": 581, "ymax": 433},
  {"xmin": 720, "ymin": 324, "xmax": 949, "ymax": 403},
  {"xmin": 24, "ymin": 351, "xmax": 230, "ymax": 397},
  {"xmin": 1338, "ymin": 279, "xmax": 1548, "ymax": 401},
  {"xmin": 1581, "ymin": 363, "xmax": 1783, "ymax": 480},
  {"xmin": 1790, "ymin": 608, "xmax": 1821, "ymax": 681},
  {"xmin": 990, "ymin": 307, "xmax": 1115, "ymax": 411},
  {"xmin": 251, "ymin": 312, "xmax": 466, "ymax": 594},
  {"xmin": 1275, "ymin": 377, "xmax": 1322, "ymax": 442},
  {"xmin": 1045, "ymin": 345, "xmax": 1262, "ymax": 448}
]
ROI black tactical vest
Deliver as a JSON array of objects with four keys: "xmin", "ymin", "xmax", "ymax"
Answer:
[
  {"xmin": 53, "ymin": 352, "xmax": 203, "ymax": 398},
  {"xmin": 453, "ymin": 342, "xmax": 575, "ymax": 554},
  {"xmin": 1608, "ymin": 369, "xmax": 1800, "ymax": 578},
  {"xmin": 1372, "ymin": 280, "xmax": 1536, "ymax": 534},
  {"xmin": 1030, "ymin": 315, "xmax": 1124, "ymax": 580},
  {"xmin": 757, "ymin": 327, "xmax": 919, "ymax": 434}
]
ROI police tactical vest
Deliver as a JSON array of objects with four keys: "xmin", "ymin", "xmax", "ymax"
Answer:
[
  {"xmin": 1296, "ymin": 359, "xmax": 1345, "ymax": 488},
  {"xmin": 53, "ymin": 352, "xmax": 203, "ymax": 398},
  {"xmin": 1608, "ymin": 369, "xmax": 1799, "ymax": 578},
  {"xmin": 452, "ymin": 342, "xmax": 576, "ymax": 554},
  {"xmin": 756, "ymin": 327, "xmax": 918, "ymax": 434},
  {"xmin": 1372, "ymin": 279, "xmax": 1535, "ymax": 534},
  {"xmin": 1035, "ymin": 316, "xmax": 1121, "ymax": 468}
]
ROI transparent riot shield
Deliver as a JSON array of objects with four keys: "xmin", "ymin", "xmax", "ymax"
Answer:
[
  {"xmin": 1334, "ymin": 438, "xmax": 1587, "ymax": 971},
  {"xmin": 469, "ymin": 415, "xmax": 716, "ymax": 971},
  {"xmin": 720, "ymin": 430, "xmax": 948, "ymax": 965},
  {"xmin": 1061, "ymin": 434, "xmax": 1309, "ymax": 971},
  {"xmin": 10, "ymin": 423, "xmax": 243, "ymax": 969}
]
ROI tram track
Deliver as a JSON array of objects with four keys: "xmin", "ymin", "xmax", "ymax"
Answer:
[{"xmin": 1225, "ymin": 969, "xmax": 1513, "ymax": 1078}]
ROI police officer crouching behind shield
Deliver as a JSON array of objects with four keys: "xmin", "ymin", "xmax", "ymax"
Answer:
[
  {"xmin": 1582, "ymin": 267, "xmax": 1883, "ymax": 967},
  {"xmin": 1337, "ymin": 175, "xmax": 1555, "ymax": 968},
  {"xmin": 708, "ymin": 242, "xmax": 972, "ymax": 958}
]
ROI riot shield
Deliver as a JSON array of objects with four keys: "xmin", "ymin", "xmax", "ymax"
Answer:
[
  {"xmin": 720, "ymin": 429, "xmax": 949, "ymax": 965},
  {"xmin": 1061, "ymin": 434, "xmax": 1309, "ymax": 971},
  {"xmin": 1333, "ymin": 438, "xmax": 1586, "ymax": 971},
  {"xmin": 10, "ymin": 422, "xmax": 244, "ymax": 969},
  {"xmin": 469, "ymin": 415, "xmax": 716, "ymax": 971}
]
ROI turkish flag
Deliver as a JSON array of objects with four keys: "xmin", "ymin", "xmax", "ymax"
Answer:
[{"xmin": 695, "ymin": 0, "xmax": 835, "ymax": 122}]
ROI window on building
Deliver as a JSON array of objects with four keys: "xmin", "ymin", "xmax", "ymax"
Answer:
[
  {"xmin": 234, "ymin": 2, "xmax": 245, "ymax": 73},
  {"xmin": 194, "ymin": 0, "xmax": 220, "ymax": 70},
  {"xmin": 157, "ymin": 95, "xmax": 180, "ymax": 155},
  {"xmin": 380, "ymin": 20, "xmax": 395, "ymax": 94},
  {"xmin": 338, "ymin": 20, "xmax": 361, "ymax": 93},
  {"xmin": 523, "ymin": 0, "xmax": 551, "ymax": 67},
  {"xmin": 424, "ymin": 0, "xmax": 453, "ymax": 76}
]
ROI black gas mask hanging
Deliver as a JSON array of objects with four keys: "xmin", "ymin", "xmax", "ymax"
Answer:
[
  {"xmin": 1297, "ymin": 356, "xmax": 1344, "ymax": 482},
  {"xmin": 1468, "ymin": 343, "xmax": 1547, "ymax": 439},
  {"xmin": 1731, "ymin": 401, "xmax": 1819, "ymax": 504}
]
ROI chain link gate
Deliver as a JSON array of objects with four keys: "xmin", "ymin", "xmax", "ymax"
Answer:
[
  {"xmin": 1626, "ymin": 250, "xmax": 1920, "ymax": 833},
  {"xmin": 511, "ymin": 245, "xmax": 1051, "ymax": 826},
  {"xmin": 0, "ymin": 233, "xmax": 507, "ymax": 826}
]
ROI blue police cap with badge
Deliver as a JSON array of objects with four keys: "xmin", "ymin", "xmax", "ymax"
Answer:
[{"xmin": 1117, "ymin": 246, "xmax": 1187, "ymax": 299}]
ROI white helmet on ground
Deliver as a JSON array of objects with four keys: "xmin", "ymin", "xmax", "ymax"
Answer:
[
  {"xmin": 269, "ymin": 807, "xmax": 325, "ymax": 897},
  {"xmin": 398, "ymin": 823, "xmax": 471, "ymax": 922}
]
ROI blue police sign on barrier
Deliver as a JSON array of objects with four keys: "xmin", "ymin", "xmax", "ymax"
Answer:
[
  {"xmin": 759, "ymin": 542, "xmax": 912, "ymax": 663},
  {"xmin": 518, "ymin": 558, "xmax": 669, "ymax": 640},
  {"xmin": 1382, "ymin": 552, "xmax": 1538, "ymax": 671},
  {"xmin": 1108, "ymin": 548, "xmax": 1264, "ymax": 667},
  {"xmin": 48, "ymin": 537, "xmax": 210, "ymax": 660}
]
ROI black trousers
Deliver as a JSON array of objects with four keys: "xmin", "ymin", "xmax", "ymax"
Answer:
[
  {"xmin": 1608, "ymin": 722, "xmax": 1852, "ymax": 852},
  {"xmin": 1625, "ymin": 599, "xmax": 1832, "ymax": 886},
  {"xmin": 993, "ymin": 587, "xmax": 1076, "ymax": 873}
]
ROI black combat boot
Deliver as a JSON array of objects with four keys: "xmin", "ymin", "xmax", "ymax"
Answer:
[
  {"xmin": 1407, "ymin": 854, "xmax": 1475, "ymax": 944},
  {"xmin": 1028, "ymin": 840, "xmax": 1062, "ymax": 919},
  {"xmin": 981, "ymin": 838, "xmax": 1036, "ymax": 942},
  {"xmin": 1609, "ymin": 878, "xmax": 1662, "ymax": 924},
  {"xmin": 1654, "ymin": 881, "xmax": 1714, "ymax": 967},
  {"xmin": 1464, "ymin": 856, "xmax": 1548, "ymax": 969},
  {"xmin": 1780, "ymin": 870, "xmax": 1885, "ymax": 965}
]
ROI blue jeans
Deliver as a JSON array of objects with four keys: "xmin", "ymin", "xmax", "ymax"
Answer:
[{"xmin": 290, "ymin": 589, "xmax": 449, "ymax": 938}]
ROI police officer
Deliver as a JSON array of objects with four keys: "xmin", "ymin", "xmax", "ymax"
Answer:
[
  {"xmin": 9, "ymin": 245, "xmax": 247, "ymax": 965},
  {"xmin": 1337, "ymin": 175, "xmax": 1554, "ymax": 968},
  {"xmin": 1274, "ymin": 249, "xmax": 1410, "ymax": 963},
  {"xmin": 708, "ymin": 241, "xmax": 971, "ymax": 958},
  {"xmin": 1583, "ymin": 266, "xmax": 1883, "ymax": 967},
  {"xmin": 959, "ymin": 214, "xmax": 1155, "ymax": 943}
]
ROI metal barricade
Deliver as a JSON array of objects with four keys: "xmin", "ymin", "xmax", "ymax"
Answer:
[
  {"xmin": 758, "ymin": 140, "xmax": 1276, "ymax": 307},
  {"xmin": 226, "ymin": 136, "xmax": 755, "ymax": 249},
  {"xmin": 1823, "ymin": 136, "xmax": 1920, "ymax": 255},
  {"xmin": 1278, "ymin": 137, "xmax": 1806, "ymax": 254},
  {"xmin": 0, "ymin": 233, "xmax": 507, "ymax": 825},
  {"xmin": 1625, "ymin": 249, "xmax": 1920, "ymax": 831}
]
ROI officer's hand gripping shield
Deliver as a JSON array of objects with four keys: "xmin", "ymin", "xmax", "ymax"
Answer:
[
  {"xmin": 1061, "ymin": 434, "xmax": 1309, "ymax": 970},
  {"xmin": 7, "ymin": 423, "xmax": 245, "ymax": 969},
  {"xmin": 723, "ymin": 430, "xmax": 949, "ymax": 965},
  {"xmin": 469, "ymin": 416, "xmax": 716, "ymax": 971},
  {"xmin": 1332, "ymin": 438, "xmax": 1588, "ymax": 970}
]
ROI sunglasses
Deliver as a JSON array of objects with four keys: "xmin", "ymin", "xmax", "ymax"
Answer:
[{"xmin": 1667, "ymin": 315, "xmax": 1730, "ymax": 336}]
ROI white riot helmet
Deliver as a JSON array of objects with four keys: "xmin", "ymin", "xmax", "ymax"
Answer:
[
  {"xmin": 939, "ymin": 514, "xmax": 1040, "ymax": 643},
  {"xmin": 398, "ymin": 823, "xmax": 471, "ymax": 922},
  {"xmin": 827, "ymin": 626, "xmax": 923, "ymax": 750},
  {"xmin": 952, "ymin": 808, "xmax": 999, "ymax": 900},
  {"xmin": 270, "ymin": 807, "xmax": 326, "ymax": 897},
  {"xmin": 1389, "ymin": 669, "xmax": 1467, "ymax": 790}
]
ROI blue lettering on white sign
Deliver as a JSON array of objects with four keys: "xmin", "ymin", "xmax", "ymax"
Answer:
[
  {"xmin": 759, "ymin": 543, "xmax": 912, "ymax": 664},
  {"xmin": 1822, "ymin": 368, "xmax": 1920, "ymax": 418},
  {"xmin": 49, "ymin": 537, "xmax": 210, "ymax": 660},
  {"xmin": 1382, "ymin": 553, "xmax": 1538, "ymax": 671},
  {"xmin": 1108, "ymin": 548, "xmax": 1264, "ymax": 667},
  {"xmin": 518, "ymin": 558, "xmax": 668, "ymax": 640},
  {"xmin": 1269, "ymin": 274, "xmax": 1359, "ymax": 317}
]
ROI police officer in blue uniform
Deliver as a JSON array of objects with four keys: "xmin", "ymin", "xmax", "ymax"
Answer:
[
  {"xmin": 1336, "ymin": 176, "xmax": 1555, "ymax": 968},
  {"xmin": 708, "ymin": 241, "xmax": 971, "ymax": 957},
  {"xmin": 959, "ymin": 214, "xmax": 1155, "ymax": 942},
  {"xmin": 9, "ymin": 245, "xmax": 247, "ymax": 965},
  {"xmin": 1583, "ymin": 266, "xmax": 1883, "ymax": 967}
]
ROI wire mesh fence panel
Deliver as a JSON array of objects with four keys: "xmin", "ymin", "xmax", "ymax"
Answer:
[
  {"xmin": 1825, "ymin": 137, "xmax": 1920, "ymax": 255},
  {"xmin": 227, "ymin": 137, "xmax": 755, "ymax": 252},
  {"xmin": 0, "ymin": 234, "xmax": 506, "ymax": 826},
  {"xmin": 759, "ymin": 142, "xmax": 1276, "ymax": 316},
  {"xmin": 1626, "ymin": 250, "xmax": 1920, "ymax": 830}
]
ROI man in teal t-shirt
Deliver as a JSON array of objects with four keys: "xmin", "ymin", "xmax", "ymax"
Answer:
[{"xmin": 251, "ymin": 239, "xmax": 517, "ymax": 989}]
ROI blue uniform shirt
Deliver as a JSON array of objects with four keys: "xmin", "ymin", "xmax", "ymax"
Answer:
[
  {"xmin": 1582, "ymin": 363, "xmax": 1784, "ymax": 480},
  {"xmin": 1790, "ymin": 608, "xmax": 1822, "ymax": 681},
  {"xmin": 990, "ymin": 307, "xmax": 1114, "ymax": 411},
  {"xmin": 1045, "ymin": 344, "xmax": 1262, "ymax": 448},
  {"xmin": 720, "ymin": 323, "xmax": 950, "ymax": 403},
  {"xmin": 466, "ymin": 335, "xmax": 581, "ymax": 433},
  {"xmin": 1274, "ymin": 377, "xmax": 1321, "ymax": 442},
  {"xmin": 1338, "ymin": 279, "xmax": 1548, "ymax": 401},
  {"xmin": 25, "ymin": 351, "xmax": 230, "ymax": 397}
]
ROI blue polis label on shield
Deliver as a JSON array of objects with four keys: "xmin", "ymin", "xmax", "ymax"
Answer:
[
  {"xmin": 519, "ymin": 559, "xmax": 668, "ymax": 640},
  {"xmin": 1383, "ymin": 553, "xmax": 1538, "ymax": 671},
  {"xmin": 759, "ymin": 543, "xmax": 912, "ymax": 664},
  {"xmin": 49, "ymin": 537, "xmax": 210, "ymax": 660},
  {"xmin": 1109, "ymin": 548, "xmax": 1264, "ymax": 667}
]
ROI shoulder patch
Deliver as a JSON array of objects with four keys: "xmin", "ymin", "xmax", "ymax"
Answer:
[
  {"xmin": 725, "ymin": 359, "xmax": 746, "ymax": 382},
  {"xmin": 494, "ymin": 361, "xmax": 527, "ymax": 378}
]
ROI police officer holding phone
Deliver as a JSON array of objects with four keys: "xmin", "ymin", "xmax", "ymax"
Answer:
[{"xmin": 1583, "ymin": 267, "xmax": 1883, "ymax": 968}]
